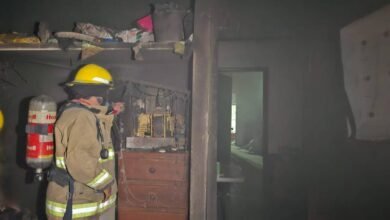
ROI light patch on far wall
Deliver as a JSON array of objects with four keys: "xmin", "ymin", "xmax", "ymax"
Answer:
[{"xmin": 231, "ymin": 104, "xmax": 236, "ymax": 133}]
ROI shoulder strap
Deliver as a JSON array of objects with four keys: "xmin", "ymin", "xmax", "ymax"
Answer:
[{"xmin": 58, "ymin": 102, "xmax": 104, "ymax": 143}]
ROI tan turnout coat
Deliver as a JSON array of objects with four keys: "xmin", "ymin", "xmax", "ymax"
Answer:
[{"xmin": 46, "ymin": 103, "xmax": 117, "ymax": 219}]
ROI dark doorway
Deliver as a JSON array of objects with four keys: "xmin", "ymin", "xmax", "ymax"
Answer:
[{"xmin": 217, "ymin": 70, "xmax": 265, "ymax": 220}]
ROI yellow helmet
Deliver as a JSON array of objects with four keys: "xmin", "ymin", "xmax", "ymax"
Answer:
[
  {"xmin": 0, "ymin": 110, "xmax": 4, "ymax": 131},
  {"xmin": 67, "ymin": 64, "xmax": 113, "ymax": 88}
]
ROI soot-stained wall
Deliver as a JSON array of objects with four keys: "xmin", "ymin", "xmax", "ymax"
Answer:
[
  {"xmin": 217, "ymin": 0, "xmax": 388, "ymax": 40},
  {"xmin": 217, "ymin": 0, "xmax": 390, "ymax": 219},
  {"xmin": 219, "ymin": 40, "xmax": 311, "ymax": 154},
  {"xmin": 0, "ymin": 50, "xmax": 190, "ymax": 217},
  {"xmin": 0, "ymin": 0, "xmax": 194, "ymax": 217}
]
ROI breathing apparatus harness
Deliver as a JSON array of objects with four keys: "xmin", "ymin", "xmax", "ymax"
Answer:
[{"xmin": 47, "ymin": 101, "xmax": 109, "ymax": 220}]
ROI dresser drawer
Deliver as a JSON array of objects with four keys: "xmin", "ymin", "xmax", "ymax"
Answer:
[
  {"xmin": 118, "ymin": 182, "xmax": 188, "ymax": 210},
  {"xmin": 119, "ymin": 207, "xmax": 187, "ymax": 220},
  {"xmin": 121, "ymin": 152, "xmax": 188, "ymax": 181}
]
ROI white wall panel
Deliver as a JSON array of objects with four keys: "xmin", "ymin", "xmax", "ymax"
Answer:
[{"xmin": 341, "ymin": 4, "xmax": 390, "ymax": 140}]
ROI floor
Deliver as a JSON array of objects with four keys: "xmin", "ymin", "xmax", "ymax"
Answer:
[
  {"xmin": 218, "ymin": 147, "xmax": 264, "ymax": 220},
  {"xmin": 218, "ymin": 143, "xmax": 390, "ymax": 220}
]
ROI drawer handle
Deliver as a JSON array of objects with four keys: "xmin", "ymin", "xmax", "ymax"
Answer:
[
  {"xmin": 149, "ymin": 193, "xmax": 157, "ymax": 201},
  {"xmin": 149, "ymin": 167, "xmax": 156, "ymax": 174}
]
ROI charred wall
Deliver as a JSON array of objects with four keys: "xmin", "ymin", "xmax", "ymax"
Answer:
[
  {"xmin": 0, "ymin": 0, "xmax": 195, "ymax": 218},
  {"xmin": 0, "ymin": 50, "xmax": 190, "ymax": 217},
  {"xmin": 217, "ymin": 0, "xmax": 390, "ymax": 219}
]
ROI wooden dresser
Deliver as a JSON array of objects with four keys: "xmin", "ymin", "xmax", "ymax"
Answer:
[{"xmin": 118, "ymin": 151, "xmax": 189, "ymax": 220}]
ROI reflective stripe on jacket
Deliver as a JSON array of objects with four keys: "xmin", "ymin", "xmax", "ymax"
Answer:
[
  {"xmin": 55, "ymin": 148, "xmax": 115, "ymax": 169},
  {"xmin": 46, "ymin": 104, "xmax": 117, "ymax": 219},
  {"xmin": 46, "ymin": 194, "xmax": 116, "ymax": 218}
]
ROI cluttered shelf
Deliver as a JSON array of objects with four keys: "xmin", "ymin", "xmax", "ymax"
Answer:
[
  {"xmin": 0, "ymin": 42, "xmax": 134, "ymax": 51},
  {"xmin": 0, "ymin": 41, "xmax": 192, "ymax": 63},
  {"xmin": 0, "ymin": 2, "xmax": 193, "ymax": 59},
  {"xmin": 0, "ymin": 40, "xmax": 190, "ymax": 50}
]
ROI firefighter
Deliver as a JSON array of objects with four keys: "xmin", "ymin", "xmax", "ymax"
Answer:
[{"xmin": 46, "ymin": 64, "xmax": 123, "ymax": 220}]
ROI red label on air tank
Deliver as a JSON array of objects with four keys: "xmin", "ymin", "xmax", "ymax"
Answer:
[
  {"xmin": 28, "ymin": 111, "xmax": 56, "ymax": 124},
  {"xmin": 26, "ymin": 133, "xmax": 54, "ymax": 159}
]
